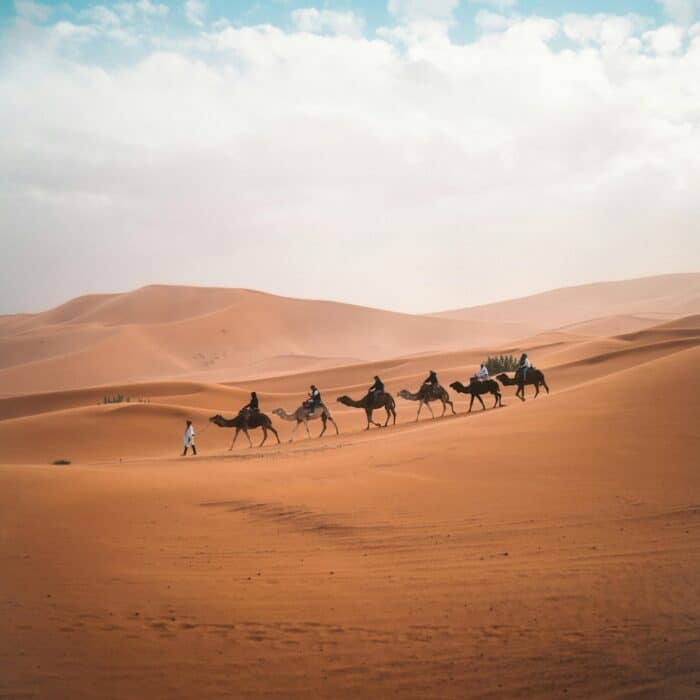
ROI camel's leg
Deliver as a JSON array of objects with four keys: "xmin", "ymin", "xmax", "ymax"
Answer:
[
  {"xmin": 468, "ymin": 394, "xmax": 475, "ymax": 413},
  {"xmin": 493, "ymin": 392, "xmax": 500, "ymax": 408},
  {"xmin": 318, "ymin": 416, "xmax": 327, "ymax": 438},
  {"xmin": 229, "ymin": 428, "xmax": 240, "ymax": 450},
  {"xmin": 439, "ymin": 399, "xmax": 446, "ymax": 417},
  {"xmin": 543, "ymin": 380, "xmax": 550, "ymax": 394},
  {"xmin": 534, "ymin": 382, "xmax": 540, "ymax": 398},
  {"xmin": 365, "ymin": 409, "xmax": 372, "ymax": 430},
  {"xmin": 259, "ymin": 427, "xmax": 267, "ymax": 447},
  {"xmin": 426, "ymin": 401, "xmax": 435, "ymax": 420},
  {"xmin": 476, "ymin": 394, "xmax": 486, "ymax": 411},
  {"xmin": 304, "ymin": 419, "xmax": 312, "ymax": 439},
  {"xmin": 392, "ymin": 406, "xmax": 397, "ymax": 425},
  {"xmin": 289, "ymin": 420, "xmax": 301, "ymax": 443},
  {"xmin": 415, "ymin": 402, "xmax": 422, "ymax": 422},
  {"xmin": 384, "ymin": 406, "xmax": 392, "ymax": 426},
  {"xmin": 269, "ymin": 426, "xmax": 280, "ymax": 444},
  {"xmin": 448, "ymin": 399, "xmax": 456, "ymax": 415},
  {"xmin": 244, "ymin": 428, "xmax": 253, "ymax": 448},
  {"xmin": 330, "ymin": 418, "xmax": 339, "ymax": 435}
]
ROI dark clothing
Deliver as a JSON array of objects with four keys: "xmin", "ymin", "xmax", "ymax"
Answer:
[
  {"xmin": 309, "ymin": 388, "xmax": 321, "ymax": 408},
  {"xmin": 241, "ymin": 395, "xmax": 259, "ymax": 413},
  {"xmin": 423, "ymin": 372, "xmax": 438, "ymax": 386},
  {"xmin": 369, "ymin": 378, "xmax": 384, "ymax": 394}
]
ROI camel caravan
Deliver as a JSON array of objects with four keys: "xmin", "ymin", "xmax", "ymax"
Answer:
[{"xmin": 203, "ymin": 353, "xmax": 549, "ymax": 450}]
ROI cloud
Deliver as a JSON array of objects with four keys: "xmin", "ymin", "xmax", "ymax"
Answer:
[
  {"xmin": 0, "ymin": 12, "xmax": 698, "ymax": 313},
  {"xmin": 80, "ymin": 5, "xmax": 122, "ymax": 27},
  {"xmin": 387, "ymin": 0, "xmax": 459, "ymax": 21},
  {"xmin": 468, "ymin": 0, "xmax": 517, "ymax": 10},
  {"xmin": 116, "ymin": 0, "xmax": 169, "ymax": 22},
  {"xmin": 13, "ymin": 0, "xmax": 51, "ymax": 22},
  {"xmin": 291, "ymin": 8, "xmax": 364, "ymax": 37},
  {"xmin": 657, "ymin": 0, "xmax": 700, "ymax": 25},
  {"xmin": 644, "ymin": 24, "xmax": 685, "ymax": 53},
  {"xmin": 184, "ymin": 0, "xmax": 206, "ymax": 27}
]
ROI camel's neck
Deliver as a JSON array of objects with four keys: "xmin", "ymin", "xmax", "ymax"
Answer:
[
  {"xmin": 277, "ymin": 410, "xmax": 297, "ymax": 421},
  {"xmin": 344, "ymin": 398, "xmax": 365, "ymax": 408}
]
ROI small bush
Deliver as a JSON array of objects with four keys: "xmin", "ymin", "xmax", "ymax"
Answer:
[
  {"xmin": 53, "ymin": 459, "xmax": 71, "ymax": 465},
  {"xmin": 485, "ymin": 354, "xmax": 519, "ymax": 373},
  {"xmin": 103, "ymin": 394, "xmax": 128, "ymax": 404}
]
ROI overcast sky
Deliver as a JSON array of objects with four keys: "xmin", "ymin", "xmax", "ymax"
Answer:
[{"xmin": 1, "ymin": 0, "xmax": 699, "ymax": 315}]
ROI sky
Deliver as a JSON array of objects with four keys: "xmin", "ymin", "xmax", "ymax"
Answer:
[{"xmin": 1, "ymin": 0, "xmax": 699, "ymax": 315}]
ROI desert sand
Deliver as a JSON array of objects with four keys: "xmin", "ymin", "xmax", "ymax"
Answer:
[{"xmin": 1, "ymin": 275, "xmax": 699, "ymax": 699}]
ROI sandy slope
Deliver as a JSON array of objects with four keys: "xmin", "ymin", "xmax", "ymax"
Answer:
[
  {"xmin": 0, "ymin": 286, "xmax": 536, "ymax": 395},
  {"xmin": 433, "ymin": 272, "xmax": 700, "ymax": 330},
  {"xmin": 4, "ymin": 274, "xmax": 698, "ymax": 396},
  {"xmin": 1, "ymin": 317, "xmax": 699, "ymax": 699}
]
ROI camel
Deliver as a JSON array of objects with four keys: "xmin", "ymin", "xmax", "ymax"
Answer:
[
  {"xmin": 397, "ymin": 384, "xmax": 455, "ymax": 421},
  {"xmin": 336, "ymin": 392, "xmax": 396, "ymax": 430},
  {"xmin": 450, "ymin": 379, "xmax": 502, "ymax": 412},
  {"xmin": 496, "ymin": 369, "xmax": 549, "ymax": 401},
  {"xmin": 209, "ymin": 411, "xmax": 280, "ymax": 449},
  {"xmin": 272, "ymin": 403, "xmax": 339, "ymax": 442}
]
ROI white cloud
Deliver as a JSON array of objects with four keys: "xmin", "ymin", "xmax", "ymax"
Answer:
[
  {"xmin": 81, "ymin": 5, "xmax": 121, "ymax": 27},
  {"xmin": 475, "ymin": 10, "xmax": 517, "ymax": 32},
  {"xmin": 116, "ymin": 0, "xmax": 169, "ymax": 21},
  {"xmin": 387, "ymin": 0, "xmax": 459, "ymax": 21},
  {"xmin": 468, "ymin": 0, "xmax": 518, "ymax": 10},
  {"xmin": 292, "ymin": 8, "xmax": 364, "ymax": 37},
  {"xmin": 644, "ymin": 24, "xmax": 685, "ymax": 53},
  {"xmin": 14, "ymin": 0, "xmax": 51, "ymax": 22},
  {"xmin": 184, "ymin": 0, "xmax": 206, "ymax": 27},
  {"xmin": 0, "ymin": 13, "xmax": 698, "ymax": 313},
  {"xmin": 657, "ymin": 0, "xmax": 700, "ymax": 25}
]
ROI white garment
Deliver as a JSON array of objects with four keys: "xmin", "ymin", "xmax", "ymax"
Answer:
[
  {"xmin": 183, "ymin": 425, "xmax": 195, "ymax": 447},
  {"xmin": 478, "ymin": 366, "xmax": 489, "ymax": 379}
]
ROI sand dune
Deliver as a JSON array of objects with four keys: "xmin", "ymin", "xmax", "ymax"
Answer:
[
  {"xmin": 433, "ymin": 272, "xmax": 700, "ymax": 329},
  {"xmin": 5, "ymin": 274, "xmax": 697, "ymax": 396},
  {"xmin": 0, "ymin": 285, "xmax": 535, "ymax": 395},
  {"xmin": 1, "ymin": 310, "xmax": 698, "ymax": 698}
]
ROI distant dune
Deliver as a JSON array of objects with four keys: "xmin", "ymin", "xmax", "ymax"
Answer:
[
  {"xmin": 2, "ymin": 274, "xmax": 698, "ymax": 396},
  {"xmin": 432, "ymin": 272, "xmax": 700, "ymax": 331}
]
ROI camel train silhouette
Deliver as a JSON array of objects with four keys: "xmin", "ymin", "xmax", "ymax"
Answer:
[{"xmin": 208, "ymin": 365, "xmax": 548, "ymax": 448}]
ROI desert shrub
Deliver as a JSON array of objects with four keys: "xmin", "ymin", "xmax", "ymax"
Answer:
[
  {"xmin": 484, "ymin": 354, "xmax": 518, "ymax": 373},
  {"xmin": 53, "ymin": 459, "xmax": 71, "ymax": 465},
  {"xmin": 103, "ymin": 394, "xmax": 128, "ymax": 404}
]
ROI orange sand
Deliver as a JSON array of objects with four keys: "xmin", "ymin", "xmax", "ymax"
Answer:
[{"xmin": 1, "ymin": 277, "xmax": 699, "ymax": 699}]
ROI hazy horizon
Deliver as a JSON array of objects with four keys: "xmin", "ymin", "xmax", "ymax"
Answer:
[{"xmin": 2, "ymin": 269, "xmax": 697, "ymax": 318}]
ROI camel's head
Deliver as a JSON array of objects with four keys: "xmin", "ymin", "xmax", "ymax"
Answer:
[
  {"xmin": 449, "ymin": 381, "xmax": 462, "ymax": 392},
  {"xmin": 209, "ymin": 414, "xmax": 223, "ymax": 425},
  {"xmin": 271, "ymin": 408, "xmax": 283, "ymax": 417},
  {"xmin": 495, "ymin": 373, "xmax": 509, "ymax": 383},
  {"xmin": 336, "ymin": 395, "xmax": 351, "ymax": 406},
  {"xmin": 397, "ymin": 389, "xmax": 411, "ymax": 400}
]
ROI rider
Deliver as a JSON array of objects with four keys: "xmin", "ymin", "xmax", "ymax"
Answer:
[
  {"xmin": 367, "ymin": 375, "xmax": 384, "ymax": 401},
  {"xmin": 516, "ymin": 353, "xmax": 532, "ymax": 382},
  {"xmin": 477, "ymin": 362, "xmax": 489, "ymax": 381},
  {"xmin": 305, "ymin": 384, "xmax": 322, "ymax": 411},
  {"xmin": 240, "ymin": 391, "xmax": 259, "ymax": 415},
  {"xmin": 422, "ymin": 370, "xmax": 438, "ymax": 387}
]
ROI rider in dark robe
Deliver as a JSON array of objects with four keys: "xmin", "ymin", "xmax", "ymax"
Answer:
[
  {"xmin": 240, "ymin": 391, "xmax": 259, "ymax": 415},
  {"xmin": 367, "ymin": 375, "xmax": 384, "ymax": 401},
  {"xmin": 421, "ymin": 370, "xmax": 439, "ymax": 396}
]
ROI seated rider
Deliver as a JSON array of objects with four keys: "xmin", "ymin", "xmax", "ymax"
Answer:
[
  {"xmin": 367, "ymin": 375, "xmax": 384, "ymax": 401},
  {"xmin": 477, "ymin": 362, "xmax": 489, "ymax": 381},
  {"xmin": 516, "ymin": 353, "xmax": 532, "ymax": 382},
  {"xmin": 304, "ymin": 384, "xmax": 322, "ymax": 411},
  {"xmin": 240, "ymin": 391, "xmax": 259, "ymax": 415},
  {"xmin": 421, "ymin": 370, "xmax": 439, "ymax": 396}
]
